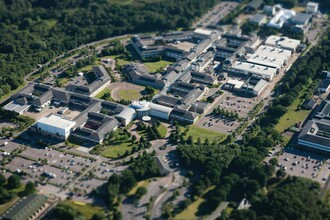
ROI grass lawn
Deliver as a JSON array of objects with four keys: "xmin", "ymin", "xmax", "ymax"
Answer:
[
  {"xmin": 0, "ymin": 83, "xmax": 26, "ymax": 103},
  {"xmin": 174, "ymin": 186, "xmax": 215, "ymax": 219},
  {"xmin": 293, "ymin": 6, "xmax": 305, "ymax": 12},
  {"xmin": 101, "ymin": 130, "xmax": 134, "ymax": 158},
  {"xmin": 274, "ymin": 87, "xmax": 311, "ymax": 133},
  {"xmin": 0, "ymin": 184, "xmax": 26, "ymax": 215},
  {"xmin": 157, "ymin": 124, "xmax": 167, "ymax": 138},
  {"xmin": 174, "ymin": 197, "xmax": 204, "ymax": 220},
  {"xmin": 101, "ymin": 141, "xmax": 133, "ymax": 158},
  {"xmin": 95, "ymin": 88, "xmax": 111, "ymax": 99},
  {"xmin": 143, "ymin": 60, "xmax": 173, "ymax": 73},
  {"xmin": 57, "ymin": 77, "xmax": 70, "ymax": 87},
  {"xmin": 62, "ymin": 200, "xmax": 105, "ymax": 219},
  {"xmin": 185, "ymin": 126, "xmax": 227, "ymax": 143},
  {"xmin": 281, "ymin": 136, "xmax": 292, "ymax": 146},
  {"xmin": 107, "ymin": 55, "xmax": 131, "ymax": 66},
  {"xmin": 117, "ymin": 89, "xmax": 141, "ymax": 101},
  {"xmin": 0, "ymin": 198, "xmax": 19, "ymax": 215},
  {"xmin": 127, "ymin": 179, "xmax": 151, "ymax": 196}
]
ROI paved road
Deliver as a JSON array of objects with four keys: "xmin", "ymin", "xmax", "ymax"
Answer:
[{"xmin": 204, "ymin": 202, "xmax": 229, "ymax": 220}]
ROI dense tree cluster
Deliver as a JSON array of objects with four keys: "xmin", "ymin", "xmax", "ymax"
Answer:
[
  {"xmin": 101, "ymin": 151, "xmax": 159, "ymax": 219},
  {"xmin": 0, "ymin": 174, "xmax": 23, "ymax": 204},
  {"xmin": 0, "ymin": 0, "xmax": 217, "ymax": 97}
]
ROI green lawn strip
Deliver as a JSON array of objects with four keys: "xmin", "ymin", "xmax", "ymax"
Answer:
[
  {"xmin": 274, "ymin": 86, "xmax": 312, "ymax": 133},
  {"xmin": 157, "ymin": 124, "xmax": 167, "ymax": 138},
  {"xmin": 185, "ymin": 125, "xmax": 227, "ymax": 143},
  {"xmin": 143, "ymin": 60, "xmax": 173, "ymax": 73},
  {"xmin": 0, "ymin": 83, "xmax": 26, "ymax": 103},
  {"xmin": 0, "ymin": 184, "xmax": 26, "ymax": 215},
  {"xmin": 0, "ymin": 198, "xmax": 20, "ymax": 215},
  {"xmin": 117, "ymin": 89, "xmax": 141, "ymax": 101},
  {"xmin": 174, "ymin": 186, "xmax": 215, "ymax": 220},
  {"xmin": 174, "ymin": 197, "xmax": 204, "ymax": 220},
  {"xmin": 107, "ymin": 55, "xmax": 131, "ymax": 66},
  {"xmin": 127, "ymin": 179, "xmax": 151, "ymax": 196},
  {"xmin": 62, "ymin": 200, "xmax": 105, "ymax": 220},
  {"xmin": 95, "ymin": 88, "xmax": 112, "ymax": 99},
  {"xmin": 101, "ymin": 141, "xmax": 133, "ymax": 158}
]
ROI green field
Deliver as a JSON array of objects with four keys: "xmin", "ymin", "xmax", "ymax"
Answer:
[
  {"xmin": 95, "ymin": 88, "xmax": 112, "ymax": 99},
  {"xmin": 108, "ymin": 55, "xmax": 131, "ymax": 66},
  {"xmin": 101, "ymin": 130, "xmax": 134, "ymax": 158},
  {"xmin": 117, "ymin": 89, "xmax": 141, "ymax": 101},
  {"xmin": 143, "ymin": 60, "xmax": 173, "ymax": 73},
  {"xmin": 157, "ymin": 124, "xmax": 167, "ymax": 138},
  {"xmin": 0, "ymin": 83, "xmax": 26, "ymax": 103},
  {"xmin": 0, "ymin": 184, "xmax": 26, "ymax": 215},
  {"xmin": 127, "ymin": 179, "xmax": 151, "ymax": 196},
  {"xmin": 174, "ymin": 197, "xmax": 204, "ymax": 220},
  {"xmin": 185, "ymin": 126, "xmax": 227, "ymax": 143},
  {"xmin": 274, "ymin": 90, "xmax": 311, "ymax": 133},
  {"xmin": 62, "ymin": 200, "xmax": 105, "ymax": 219},
  {"xmin": 101, "ymin": 141, "xmax": 133, "ymax": 158}
]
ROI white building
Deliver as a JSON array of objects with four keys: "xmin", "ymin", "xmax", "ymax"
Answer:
[
  {"xmin": 193, "ymin": 28, "xmax": 214, "ymax": 39},
  {"xmin": 306, "ymin": 2, "xmax": 319, "ymax": 14},
  {"xmin": 254, "ymin": 45, "xmax": 292, "ymax": 65},
  {"xmin": 265, "ymin": 35, "xmax": 301, "ymax": 52},
  {"xmin": 37, "ymin": 114, "xmax": 76, "ymax": 139},
  {"xmin": 115, "ymin": 107, "xmax": 136, "ymax": 126},
  {"xmin": 246, "ymin": 54, "xmax": 284, "ymax": 70},
  {"xmin": 228, "ymin": 61, "xmax": 277, "ymax": 82},
  {"xmin": 130, "ymin": 100, "xmax": 173, "ymax": 120}
]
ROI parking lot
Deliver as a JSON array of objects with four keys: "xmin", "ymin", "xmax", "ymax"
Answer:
[
  {"xmin": 193, "ymin": 1, "xmax": 239, "ymax": 29},
  {"xmin": 276, "ymin": 148, "xmax": 330, "ymax": 185},
  {"xmin": 217, "ymin": 93, "xmax": 260, "ymax": 118},
  {"xmin": 197, "ymin": 114, "xmax": 240, "ymax": 135},
  {"xmin": 4, "ymin": 156, "xmax": 77, "ymax": 187},
  {"xmin": 21, "ymin": 147, "xmax": 95, "ymax": 173},
  {"xmin": 76, "ymin": 177, "xmax": 107, "ymax": 194},
  {"xmin": 0, "ymin": 139, "xmax": 21, "ymax": 152}
]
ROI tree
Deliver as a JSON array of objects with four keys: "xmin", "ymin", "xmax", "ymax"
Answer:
[
  {"xmin": 0, "ymin": 174, "xmax": 5, "ymax": 186},
  {"xmin": 6, "ymin": 174, "xmax": 21, "ymax": 190},
  {"xmin": 91, "ymin": 212, "xmax": 105, "ymax": 220},
  {"xmin": 0, "ymin": 187, "xmax": 12, "ymax": 204},
  {"xmin": 135, "ymin": 186, "xmax": 147, "ymax": 199},
  {"xmin": 131, "ymin": 135, "xmax": 137, "ymax": 143},
  {"xmin": 20, "ymin": 181, "xmax": 36, "ymax": 196},
  {"xmin": 276, "ymin": 169, "xmax": 286, "ymax": 179},
  {"xmin": 120, "ymin": 170, "xmax": 137, "ymax": 194},
  {"xmin": 51, "ymin": 204, "xmax": 85, "ymax": 220}
]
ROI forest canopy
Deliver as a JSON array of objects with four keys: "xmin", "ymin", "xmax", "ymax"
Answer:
[{"xmin": 0, "ymin": 0, "xmax": 217, "ymax": 97}]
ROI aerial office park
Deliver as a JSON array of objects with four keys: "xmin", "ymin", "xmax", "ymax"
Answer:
[
  {"xmin": 4, "ymin": 27, "xmax": 303, "ymax": 144},
  {"xmin": 2, "ymin": 1, "xmax": 330, "ymax": 219}
]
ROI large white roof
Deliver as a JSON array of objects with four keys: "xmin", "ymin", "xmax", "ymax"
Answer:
[
  {"xmin": 255, "ymin": 45, "xmax": 291, "ymax": 60},
  {"xmin": 149, "ymin": 102, "xmax": 172, "ymax": 114},
  {"xmin": 116, "ymin": 107, "xmax": 136, "ymax": 120},
  {"xmin": 247, "ymin": 54, "xmax": 284, "ymax": 69},
  {"xmin": 3, "ymin": 102, "xmax": 30, "ymax": 114},
  {"xmin": 265, "ymin": 35, "xmax": 300, "ymax": 50},
  {"xmin": 194, "ymin": 28, "xmax": 213, "ymax": 36},
  {"xmin": 233, "ymin": 61, "xmax": 277, "ymax": 77},
  {"xmin": 227, "ymin": 79, "xmax": 244, "ymax": 89},
  {"xmin": 38, "ymin": 114, "xmax": 75, "ymax": 129}
]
